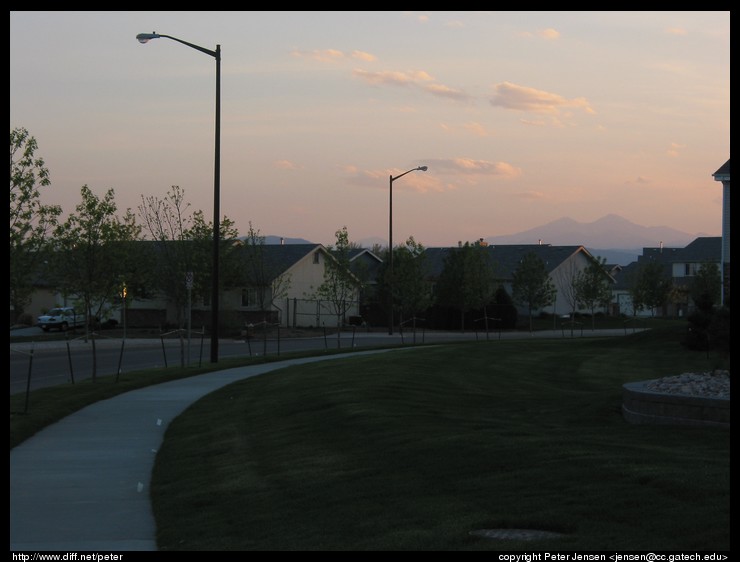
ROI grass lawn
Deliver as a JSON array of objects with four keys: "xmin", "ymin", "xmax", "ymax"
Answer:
[{"xmin": 150, "ymin": 326, "xmax": 730, "ymax": 551}]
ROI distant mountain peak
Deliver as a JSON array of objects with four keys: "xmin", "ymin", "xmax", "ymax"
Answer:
[{"xmin": 485, "ymin": 214, "xmax": 698, "ymax": 261}]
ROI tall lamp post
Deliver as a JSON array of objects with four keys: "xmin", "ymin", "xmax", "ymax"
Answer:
[
  {"xmin": 388, "ymin": 165, "xmax": 428, "ymax": 335},
  {"xmin": 136, "ymin": 32, "xmax": 222, "ymax": 363}
]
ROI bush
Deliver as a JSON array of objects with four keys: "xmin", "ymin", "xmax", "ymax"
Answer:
[
  {"xmin": 683, "ymin": 306, "xmax": 730, "ymax": 357},
  {"xmin": 17, "ymin": 313, "xmax": 34, "ymax": 326}
]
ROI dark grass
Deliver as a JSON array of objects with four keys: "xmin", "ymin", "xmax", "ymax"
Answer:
[
  {"xmin": 9, "ymin": 345, "xmax": 377, "ymax": 450},
  {"xmin": 150, "ymin": 326, "xmax": 730, "ymax": 551}
]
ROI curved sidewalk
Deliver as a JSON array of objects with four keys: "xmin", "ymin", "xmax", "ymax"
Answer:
[
  {"xmin": 10, "ymin": 329, "xmax": 638, "ymax": 551},
  {"xmin": 10, "ymin": 351, "xmax": 393, "ymax": 551}
]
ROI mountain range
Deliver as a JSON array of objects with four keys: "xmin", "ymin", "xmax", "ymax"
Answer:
[
  {"xmin": 263, "ymin": 214, "xmax": 710, "ymax": 266},
  {"xmin": 484, "ymin": 214, "xmax": 706, "ymax": 265}
]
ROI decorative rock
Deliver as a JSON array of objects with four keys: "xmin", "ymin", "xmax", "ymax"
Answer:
[{"xmin": 645, "ymin": 370, "xmax": 730, "ymax": 400}]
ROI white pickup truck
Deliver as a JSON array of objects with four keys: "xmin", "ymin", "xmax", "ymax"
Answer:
[{"xmin": 37, "ymin": 307, "xmax": 86, "ymax": 332}]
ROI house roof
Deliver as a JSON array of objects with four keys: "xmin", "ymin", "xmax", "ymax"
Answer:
[
  {"xmin": 423, "ymin": 244, "xmax": 590, "ymax": 280},
  {"xmin": 239, "ymin": 243, "xmax": 323, "ymax": 283},
  {"xmin": 348, "ymin": 248, "xmax": 383, "ymax": 282},
  {"xmin": 712, "ymin": 158, "xmax": 730, "ymax": 179}
]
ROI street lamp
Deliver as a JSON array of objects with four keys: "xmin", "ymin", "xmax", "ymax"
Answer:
[
  {"xmin": 388, "ymin": 165, "xmax": 428, "ymax": 335},
  {"xmin": 136, "ymin": 32, "xmax": 222, "ymax": 363}
]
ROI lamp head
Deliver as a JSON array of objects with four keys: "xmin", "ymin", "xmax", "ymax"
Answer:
[
  {"xmin": 418, "ymin": 166, "xmax": 428, "ymax": 172},
  {"xmin": 136, "ymin": 32, "xmax": 160, "ymax": 44}
]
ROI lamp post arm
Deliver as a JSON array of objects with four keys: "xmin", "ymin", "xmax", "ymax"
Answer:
[
  {"xmin": 138, "ymin": 32, "xmax": 219, "ymax": 59},
  {"xmin": 391, "ymin": 166, "xmax": 425, "ymax": 182}
]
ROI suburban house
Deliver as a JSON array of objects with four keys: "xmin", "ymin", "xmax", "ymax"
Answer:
[
  {"xmin": 423, "ymin": 243, "xmax": 615, "ymax": 319},
  {"xmin": 199, "ymin": 242, "xmax": 362, "ymax": 330},
  {"xmin": 21, "ymin": 242, "xmax": 362, "ymax": 332},
  {"xmin": 611, "ymin": 236, "xmax": 722, "ymax": 317}
]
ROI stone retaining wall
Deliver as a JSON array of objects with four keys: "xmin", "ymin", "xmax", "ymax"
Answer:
[{"xmin": 622, "ymin": 380, "xmax": 730, "ymax": 428}]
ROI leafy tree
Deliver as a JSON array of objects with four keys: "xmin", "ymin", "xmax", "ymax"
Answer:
[
  {"xmin": 10, "ymin": 127, "xmax": 62, "ymax": 318},
  {"xmin": 52, "ymin": 185, "xmax": 141, "ymax": 374},
  {"xmin": 512, "ymin": 251, "xmax": 556, "ymax": 332},
  {"xmin": 464, "ymin": 241, "xmax": 496, "ymax": 332},
  {"xmin": 435, "ymin": 241, "xmax": 497, "ymax": 331},
  {"xmin": 629, "ymin": 261, "xmax": 670, "ymax": 317},
  {"xmin": 314, "ymin": 226, "xmax": 360, "ymax": 344},
  {"xmin": 684, "ymin": 263, "xmax": 726, "ymax": 354},
  {"xmin": 380, "ymin": 236, "xmax": 431, "ymax": 327},
  {"xmin": 690, "ymin": 262, "xmax": 721, "ymax": 313},
  {"xmin": 434, "ymin": 245, "xmax": 468, "ymax": 331},
  {"xmin": 574, "ymin": 256, "xmax": 613, "ymax": 329},
  {"xmin": 491, "ymin": 285, "xmax": 518, "ymax": 329},
  {"xmin": 186, "ymin": 209, "xmax": 241, "ymax": 312}
]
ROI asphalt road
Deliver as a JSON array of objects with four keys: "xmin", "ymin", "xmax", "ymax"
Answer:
[
  {"xmin": 9, "ymin": 326, "xmax": 481, "ymax": 395},
  {"xmin": 10, "ymin": 325, "xmax": 638, "ymax": 395}
]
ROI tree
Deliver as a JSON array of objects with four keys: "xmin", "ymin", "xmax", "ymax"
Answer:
[
  {"xmin": 242, "ymin": 222, "xmax": 291, "ymax": 322},
  {"xmin": 10, "ymin": 128, "xmax": 62, "ymax": 318},
  {"xmin": 629, "ymin": 261, "xmax": 670, "ymax": 317},
  {"xmin": 434, "ymin": 241, "xmax": 497, "ymax": 331},
  {"xmin": 491, "ymin": 285, "xmax": 518, "ymax": 329},
  {"xmin": 464, "ymin": 241, "xmax": 496, "ymax": 333},
  {"xmin": 555, "ymin": 258, "xmax": 580, "ymax": 324},
  {"xmin": 434, "ymin": 245, "xmax": 468, "ymax": 331},
  {"xmin": 313, "ymin": 226, "xmax": 360, "ymax": 345},
  {"xmin": 690, "ymin": 262, "xmax": 721, "ymax": 313},
  {"xmin": 573, "ymin": 256, "xmax": 613, "ymax": 329},
  {"xmin": 138, "ymin": 186, "xmax": 197, "ymax": 332},
  {"xmin": 377, "ymin": 236, "xmax": 431, "ymax": 328},
  {"xmin": 511, "ymin": 251, "xmax": 556, "ymax": 332},
  {"xmin": 186, "ymin": 209, "xmax": 241, "ymax": 316},
  {"xmin": 52, "ymin": 186, "xmax": 140, "ymax": 377}
]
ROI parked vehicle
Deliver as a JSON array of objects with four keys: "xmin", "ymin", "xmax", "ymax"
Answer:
[{"xmin": 37, "ymin": 307, "xmax": 86, "ymax": 332}]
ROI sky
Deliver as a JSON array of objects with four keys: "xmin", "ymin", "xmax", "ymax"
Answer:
[{"xmin": 10, "ymin": 11, "xmax": 729, "ymax": 248}]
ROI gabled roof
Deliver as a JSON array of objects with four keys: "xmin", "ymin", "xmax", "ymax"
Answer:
[
  {"xmin": 638, "ymin": 237, "xmax": 721, "ymax": 265},
  {"xmin": 712, "ymin": 158, "xmax": 730, "ymax": 179},
  {"xmin": 239, "ymin": 243, "xmax": 323, "ymax": 282},
  {"xmin": 677, "ymin": 237, "xmax": 722, "ymax": 262},
  {"xmin": 348, "ymin": 248, "xmax": 383, "ymax": 282},
  {"xmin": 423, "ymin": 244, "xmax": 591, "ymax": 279}
]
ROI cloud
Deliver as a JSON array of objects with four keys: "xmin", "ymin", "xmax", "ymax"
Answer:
[
  {"xmin": 667, "ymin": 142, "xmax": 686, "ymax": 158},
  {"xmin": 425, "ymin": 158, "xmax": 522, "ymax": 178},
  {"xmin": 463, "ymin": 122, "xmax": 490, "ymax": 137},
  {"xmin": 351, "ymin": 50, "xmax": 377, "ymax": 62},
  {"xmin": 665, "ymin": 27, "xmax": 688, "ymax": 35},
  {"xmin": 519, "ymin": 28, "xmax": 561, "ymax": 40},
  {"xmin": 291, "ymin": 48, "xmax": 345, "ymax": 62},
  {"xmin": 538, "ymin": 28, "xmax": 560, "ymax": 39},
  {"xmin": 421, "ymin": 83, "xmax": 472, "ymax": 101},
  {"xmin": 490, "ymin": 82, "xmax": 594, "ymax": 115},
  {"xmin": 445, "ymin": 20, "xmax": 464, "ymax": 28},
  {"xmin": 439, "ymin": 122, "xmax": 491, "ymax": 137},
  {"xmin": 275, "ymin": 160, "xmax": 301, "ymax": 170},
  {"xmin": 354, "ymin": 69, "xmax": 470, "ymax": 102},
  {"xmin": 353, "ymin": 69, "xmax": 434, "ymax": 86}
]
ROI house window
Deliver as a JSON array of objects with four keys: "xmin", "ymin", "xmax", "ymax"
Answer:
[
  {"xmin": 684, "ymin": 263, "xmax": 699, "ymax": 277},
  {"xmin": 241, "ymin": 288, "xmax": 258, "ymax": 307},
  {"xmin": 313, "ymin": 253, "xmax": 320, "ymax": 264}
]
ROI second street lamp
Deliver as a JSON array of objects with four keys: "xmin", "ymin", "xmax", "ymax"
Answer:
[
  {"xmin": 136, "ymin": 32, "xmax": 222, "ymax": 363},
  {"xmin": 388, "ymin": 165, "xmax": 428, "ymax": 335}
]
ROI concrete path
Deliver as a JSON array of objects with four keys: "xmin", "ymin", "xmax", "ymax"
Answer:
[
  {"xmin": 10, "ymin": 351, "xmax": 393, "ymax": 551},
  {"xmin": 10, "ymin": 329, "xmax": 640, "ymax": 551}
]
